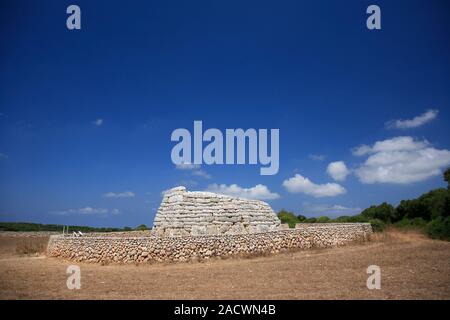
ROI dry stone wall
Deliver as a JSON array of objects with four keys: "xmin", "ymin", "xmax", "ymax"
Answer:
[
  {"xmin": 153, "ymin": 186, "xmax": 281, "ymax": 236},
  {"xmin": 47, "ymin": 223, "xmax": 373, "ymax": 264}
]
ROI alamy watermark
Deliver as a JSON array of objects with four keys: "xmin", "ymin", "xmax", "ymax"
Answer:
[
  {"xmin": 66, "ymin": 265, "xmax": 81, "ymax": 290},
  {"xmin": 366, "ymin": 5, "xmax": 381, "ymax": 30},
  {"xmin": 366, "ymin": 265, "xmax": 381, "ymax": 290},
  {"xmin": 171, "ymin": 121, "xmax": 279, "ymax": 175}
]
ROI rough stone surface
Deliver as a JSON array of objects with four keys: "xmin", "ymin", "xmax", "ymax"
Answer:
[
  {"xmin": 47, "ymin": 223, "xmax": 373, "ymax": 264},
  {"xmin": 153, "ymin": 186, "xmax": 281, "ymax": 236}
]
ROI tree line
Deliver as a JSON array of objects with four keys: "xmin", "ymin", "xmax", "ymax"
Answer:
[{"xmin": 0, "ymin": 222, "xmax": 149, "ymax": 233}]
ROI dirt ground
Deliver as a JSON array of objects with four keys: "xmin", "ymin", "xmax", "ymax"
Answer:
[{"xmin": 0, "ymin": 229, "xmax": 449, "ymax": 300}]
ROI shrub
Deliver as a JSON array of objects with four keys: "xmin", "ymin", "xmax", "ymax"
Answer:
[
  {"xmin": 277, "ymin": 209, "xmax": 298, "ymax": 228},
  {"xmin": 334, "ymin": 216, "xmax": 352, "ymax": 223},
  {"xmin": 135, "ymin": 224, "xmax": 148, "ymax": 231},
  {"xmin": 394, "ymin": 217, "xmax": 428, "ymax": 230},
  {"xmin": 361, "ymin": 202, "xmax": 395, "ymax": 223},
  {"xmin": 369, "ymin": 219, "xmax": 386, "ymax": 232},
  {"xmin": 426, "ymin": 217, "xmax": 450, "ymax": 241},
  {"xmin": 394, "ymin": 188, "xmax": 448, "ymax": 222},
  {"xmin": 444, "ymin": 167, "xmax": 450, "ymax": 189},
  {"xmin": 410, "ymin": 217, "xmax": 427, "ymax": 228},
  {"xmin": 316, "ymin": 216, "xmax": 331, "ymax": 223},
  {"xmin": 394, "ymin": 218, "xmax": 411, "ymax": 228},
  {"xmin": 345, "ymin": 214, "xmax": 369, "ymax": 223}
]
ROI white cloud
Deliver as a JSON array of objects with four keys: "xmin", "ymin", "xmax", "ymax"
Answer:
[
  {"xmin": 52, "ymin": 207, "xmax": 109, "ymax": 215},
  {"xmin": 93, "ymin": 118, "xmax": 103, "ymax": 126},
  {"xmin": 111, "ymin": 208, "xmax": 120, "ymax": 215},
  {"xmin": 352, "ymin": 136, "xmax": 429, "ymax": 156},
  {"xmin": 308, "ymin": 154, "xmax": 326, "ymax": 161},
  {"xmin": 302, "ymin": 203, "xmax": 361, "ymax": 217},
  {"xmin": 206, "ymin": 183, "xmax": 280, "ymax": 200},
  {"xmin": 191, "ymin": 169, "xmax": 212, "ymax": 179},
  {"xmin": 354, "ymin": 136, "xmax": 450, "ymax": 184},
  {"xmin": 175, "ymin": 162, "xmax": 212, "ymax": 179},
  {"xmin": 282, "ymin": 174, "xmax": 346, "ymax": 198},
  {"xmin": 326, "ymin": 161, "xmax": 350, "ymax": 181},
  {"xmin": 352, "ymin": 144, "xmax": 373, "ymax": 156},
  {"xmin": 0, "ymin": 153, "xmax": 8, "ymax": 159},
  {"xmin": 103, "ymin": 191, "xmax": 136, "ymax": 198},
  {"xmin": 175, "ymin": 162, "xmax": 201, "ymax": 170},
  {"xmin": 386, "ymin": 109, "xmax": 439, "ymax": 129}
]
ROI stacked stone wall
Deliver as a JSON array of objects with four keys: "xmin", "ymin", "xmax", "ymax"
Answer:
[{"xmin": 47, "ymin": 223, "xmax": 373, "ymax": 264}]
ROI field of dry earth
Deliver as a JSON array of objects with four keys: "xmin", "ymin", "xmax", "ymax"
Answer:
[{"xmin": 0, "ymin": 228, "xmax": 449, "ymax": 299}]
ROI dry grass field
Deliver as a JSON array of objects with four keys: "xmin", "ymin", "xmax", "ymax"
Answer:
[{"xmin": 0, "ymin": 228, "xmax": 449, "ymax": 300}]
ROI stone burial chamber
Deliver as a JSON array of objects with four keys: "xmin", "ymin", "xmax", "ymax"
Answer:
[
  {"xmin": 46, "ymin": 186, "xmax": 374, "ymax": 264},
  {"xmin": 152, "ymin": 186, "xmax": 281, "ymax": 237}
]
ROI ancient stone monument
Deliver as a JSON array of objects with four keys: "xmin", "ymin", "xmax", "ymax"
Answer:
[
  {"xmin": 47, "ymin": 186, "xmax": 373, "ymax": 264},
  {"xmin": 153, "ymin": 186, "xmax": 281, "ymax": 236}
]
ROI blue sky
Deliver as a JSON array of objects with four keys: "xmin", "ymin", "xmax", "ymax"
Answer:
[{"xmin": 1, "ymin": 0, "xmax": 449, "ymax": 228}]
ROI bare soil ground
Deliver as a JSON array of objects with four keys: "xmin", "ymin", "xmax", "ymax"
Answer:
[{"xmin": 0, "ymin": 228, "xmax": 449, "ymax": 299}]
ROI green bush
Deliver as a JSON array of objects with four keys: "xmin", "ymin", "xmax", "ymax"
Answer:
[
  {"xmin": 277, "ymin": 209, "xmax": 299, "ymax": 228},
  {"xmin": 394, "ymin": 217, "xmax": 428, "ymax": 230},
  {"xmin": 335, "ymin": 214, "xmax": 368, "ymax": 223},
  {"xmin": 394, "ymin": 188, "xmax": 449, "ymax": 222},
  {"xmin": 352, "ymin": 214, "xmax": 369, "ymax": 223},
  {"xmin": 394, "ymin": 218, "xmax": 412, "ymax": 229},
  {"xmin": 361, "ymin": 202, "xmax": 395, "ymax": 223},
  {"xmin": 316, "ymin": 216, "xmax": 331, "ymax": 223},
  {"xmin": 410, "ymin": 217, "xmax": 427, "ymax": 228},
  {"xmin": 135, "ymin": 224, "xmax": 148, "ymax": 231},
  {"xmin": 369, "ymin": 219, "xmax": 386, "ymax": 232},
  {"xmin": 333, "ymin": 216, "xmax": 352, "ymax": 223},
  {"xmin": 426, "ymin": 217, "xmax": 450, "ymax": 241},
  {"xmin": 444, "ymin": 168, "xmax": 450, "ymax": 188}
]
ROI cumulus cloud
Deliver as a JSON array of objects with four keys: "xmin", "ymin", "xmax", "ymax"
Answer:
[
  {"xmin": 353, "ymin": 136, "xmax": 450, "ymax": 184},
  {"xmin": 308, "ymin": 154, "xmax": 326, "ymax": 161},
  {"xmin": 93, "ymin": 118, "xmax": 103, "ymax": 126},
  {"xmin": 206, "ymin": 183, "xmax": 280, "ymax": 200},
  {"xmin": 282, "ymin": 174, "xmax": 346, "ymax": 198},
  {"xmin": 326, "ymin": 161, "xmax": 350, "ymax": 181},
  {"xmin": 191, "ymin": 169, "xmax": 212, "ymax": 179},
  {"xmin": 175, "ymin": 162, "xmax": 212, "ymax": 179},
  {"xmin": 302, "ymin": 203, "xmax": 361, "ymax": 217},
  {"xmin": 386, "ymin": 109, "xmax": 439, "ymax": 129},
  {"xmin": 103, "ymin": 191, "xmax": 136, "ymax": 198},
  {"xmin": 352, "ymin": 145, "xmax": 373, "ymax": 157},
  {"xmin": 175, "ymin": 162, "xmax": 201, "ymax": 170},
  {"xmin": 52, "ymin": 207, "xmax": 113, "ymax": 215},
  {"xmin": 352, "ymin": 136, "xmax": 428, "ymax": 156}
]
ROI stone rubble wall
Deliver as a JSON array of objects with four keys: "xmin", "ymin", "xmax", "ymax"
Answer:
[
  {"xmin": 47, "ymin": 223, "xmax": 373, "ymax": 264},
  {"xmin": 153, "ymin": 186, "xmax": 281, "ymax": 236}
]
